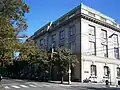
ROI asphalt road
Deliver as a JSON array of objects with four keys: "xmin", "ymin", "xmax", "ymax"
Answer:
[{"xmin": 0, "ymin": 78, "xmax": 120, "ymax": 90}]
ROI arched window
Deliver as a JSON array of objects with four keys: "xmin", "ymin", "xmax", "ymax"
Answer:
[
  {"xmin": 104, "ymin": 66, "xmax": 109, "ymax": 76},
  {"xmin": 91, "ymin": 65, "xmax": 97, "ymax": 76},
  {"xmin": 117, "ymin": 67, "xmax": 120, "ymax": 77}
]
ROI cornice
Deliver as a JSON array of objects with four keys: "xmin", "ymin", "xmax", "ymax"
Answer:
[
  {"xmin": 33, "ymin": 13, "xmax": 80, "ymax": 39},
  {"xmin": 81, "ymin": 13, "xmax": 120, "ymax": 32}
]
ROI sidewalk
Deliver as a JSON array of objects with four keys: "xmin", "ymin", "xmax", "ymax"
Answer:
[
  {"xmin": 48, "ymin": 80, "xmax": 105, "ymax": 86},
  {"xmin": 48, "ymin": 81, "xmax": 120, "ymax": 88}
]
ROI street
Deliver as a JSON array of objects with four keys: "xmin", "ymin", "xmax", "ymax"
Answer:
[{"xmin": 0, "ymin": 79, "xmax": 120, "ymax": 90}]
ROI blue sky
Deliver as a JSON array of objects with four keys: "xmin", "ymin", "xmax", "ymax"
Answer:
[{"xmin": 25, "ymin": 0, "xmax": 120, "ymax": 37}]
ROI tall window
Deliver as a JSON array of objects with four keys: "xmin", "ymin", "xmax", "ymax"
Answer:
[
  {"xmin": 44, "ymin": 38, "xmax": 48, "ymax": 50},
  {"xmin": 59, "ymin": 30, "xmax": 65, "ymax": 40},
  {"xmin": 113, "ymin": 34, "xmax": 119, "ymax": 59},
  {"xmin": 69, "ymin": 25, "xmax": 76, "ymax": 36},
  {"xmin": 104, "ymin": 66, "xmax": 109, "ymax": 77},
  {"xmin": 51, "ymin": 34, "xmax": 56, "ymax": 48},
  {"xmin": 88, "ymin": 25, "xmax": 96, "ymax": 55},
  {"xmin": 69, "ymin": 41, "xmax": 76, "ymax": 52},
  {"xmin": 117, "ymin": 67, "xmax": 120, "ymax": 77},
  {"xmin": 101, "ymin": 29, "xmax": 108, "ymax": 57},
  {"xmin": 40, "ymin": 39, "xmax": 44, "ymax": 48},
  {"xmin": 91, "ymin": 65, "xmax": 97, "ymax": 76}
]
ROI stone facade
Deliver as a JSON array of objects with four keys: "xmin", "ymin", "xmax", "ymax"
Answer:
[
  {"xmin": 30, "ymin": 3, "xmax": 120, "ymax": 84},
  {"xmin": 81, "ymin": 4, "xmax": 120, "ymax": 85}
]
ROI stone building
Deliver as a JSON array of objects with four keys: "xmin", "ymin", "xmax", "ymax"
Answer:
[{"xmin": 30, "ymin": 3, "xmax": 120, "ymax": 84}]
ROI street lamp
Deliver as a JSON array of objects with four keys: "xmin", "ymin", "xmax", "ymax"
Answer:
[{"xmin": 68, "ymin": 62, "xmax": 71, "ymax": 84}]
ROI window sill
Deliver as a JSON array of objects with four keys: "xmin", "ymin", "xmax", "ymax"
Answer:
[
  {"xmin": 103, "ymin": 76, "xmax": 109, "ymax": 78},
  {"xmin": 90, "ymin": 76, "xmax": 97, "ymax": 78}
]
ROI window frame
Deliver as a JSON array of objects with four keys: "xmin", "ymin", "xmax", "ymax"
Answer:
[
  {"xmin": 90, "ymin": 65, "xmax": 97, "ymax": 76},
  {"xmin": 51, "ymin": 34, "xmax": 56, "ymax": 48},
  {"xmin": 88, "ymin": 25, "xmax": 96, "ymax": 55},
  {"xmin": 40, "ymin": 39, "xmax": 44, "ymax": 48},
  {"xmin": 88, "ymin": 25, "xmax": 95, "ymax": 36},
  {"xmin": 101, "ymin": 29, "xmax": 107, "ymax": 40},
  {"xmin": 113, "ymin": 34, "xmax": 119, "ymax": 59},
  {"xmin": 117, "ymin": 67, "xmax": 120, "ymax": 77},
  {"xmin": 114, "ymin": 47, "xmax": 119, "ymax": 59},
  {"xmin": 101, "ymin": 29, "xmax": 108, "ymax": 57},
  {"xmin": 69, "ymin": 25, "xmax": 76, "ymax": 36},
  {"xmin": 68, "ymin": 41, "xmax": 76, "ymax": 52},
  {"xmin": 104, "ymin": 66, "xmax": 109, "ymax": 77},
  {"xmin": 101, "ymin": 44, "xmax": 108, "ymax": 57},
  {"xmin": 59, "ymin": 30, "xmax": 65, "ymax": 40},
  {"xmin": 116, "ymin": 67, "xmax": 120, "ymax": 77},
  {"xmin": 89, "ymin": 41, "xmax": 96, "ymax": 55}
]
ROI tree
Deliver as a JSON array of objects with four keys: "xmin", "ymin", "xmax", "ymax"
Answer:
[
  {"xmin": 53, "ymin": 47, "xmax": 78, "ymax": 84},
  {"xmin": 20, "ymin": 39, "xmax": 49, "ymax": 73},
  {"xmin": 0, "ymin": 0, "xmax": 29, "ymax": 67},
  {"xmin": 19, "ymin": 39, "xmax": 37, "ymax": 62}
]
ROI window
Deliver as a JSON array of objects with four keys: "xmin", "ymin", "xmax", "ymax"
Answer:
[
  {"xmin": 104, "ymin": 66, "xmax": 109, "ymax": 76},
  {"xmin": 40, "ymin": 39, "xmax": 44, "ymax": 48},
  {"xmin": 89, "ymin": 25, "xmax": 95, "ymax": 36},
  {"xmin": 51, "ymin": 34, "xmax": 56, "ymax": 48},
  {"xmin": 69, "ymin": 25, "xmax": 76, "ymax": 36},
  {"xmin": 91, "ymin": 65, "xmax": 97, "ymax": 76},
  {"xmin": 52, "ymin": 34, "xmax": 56, "ymax": 42},
  {"xmin": 113, "ymin": 34, "xmax": 118, "ymax": 47},
  {"xmin": 113, "ymin": 34, "xmax": 119, "ymax": 59},
  {"xmin": 88, "ymin": 25, "xmax": 96, "ymax": 55},
  {"xmin": 117, "ymin": 67, "xmax": 120, "ymax": 77},
  {"xmin": 101, "ymin": 44, "xmax": 108, "ymax": 57},
  {"xmin": 59, "ymin": 30, "xmax": 65, "ymax": 40},
  {"xmin": 101, "ymin": 29, "xmax": 107, "ymax": 41},
  {"xmin": 114, "ymin": 47, "xmax": 119, "ymax": 59},
  {"xmin": 69, "ymin": 41, "xmax": 76, "ymax": 52},
  {"xmin": 89, "ymin": 41, "xmax": 96, "ymax": 55},
  {"xmin": 101, "ymin": 30, "xmax": 108, "ymax": 57},
  {"xmin": 88, "ymin": 25, "xmax": 95, "ymax": 42},
  {"xmin": 44, "ymin": 38, "xmax": 48, "ymax": 50}
]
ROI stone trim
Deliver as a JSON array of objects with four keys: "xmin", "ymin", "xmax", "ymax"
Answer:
[{"xmin": 81, "ymin": 13, "xmax": 120, "ymax": 32}]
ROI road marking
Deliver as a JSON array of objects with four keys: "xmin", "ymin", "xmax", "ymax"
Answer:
[
  {"xmin": 29, "ymin": 84, "xmax": 37, "ymax": 87},
  {"xmin": 4, "ymin": 86, "xmax": 10, "ymax": 89},
  {"xmin": 20, "ymin": 85, "xmax": 29, "ymax": 88},
  {"xmin": 42, "ymin": 84, "xmax": 51, "ymax": 87},
  {"xmin": 11, "ymin": 85, "xmax": 20, "ymax": 88}
]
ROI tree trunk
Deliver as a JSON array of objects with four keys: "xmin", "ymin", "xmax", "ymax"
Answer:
[
  {"xmin": 60, "ymin": 71, "xmax": 64, "ymax": 84},
  {"xmin": 61, "ymin": 75, "xmax": 64, "ymax": 84}
]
